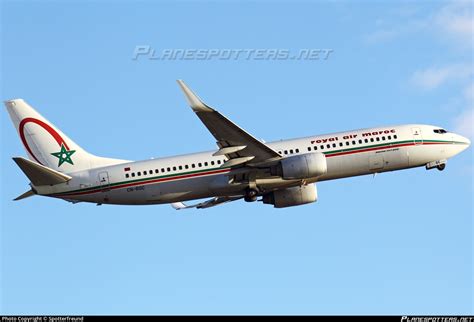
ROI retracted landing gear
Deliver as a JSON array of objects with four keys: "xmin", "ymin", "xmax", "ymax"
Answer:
[
  {"xmin": 244, "ymin": 188, "xmax": 258, "ymax": 202},
  {"xmin": 437, "ymin": 163, "xmax": 446, "ymax": 171}
]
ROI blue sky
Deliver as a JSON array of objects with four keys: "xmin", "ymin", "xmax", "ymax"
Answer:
[{"xmin": 1, "ymin": 0, "xmax": 472, "ymax": 315}]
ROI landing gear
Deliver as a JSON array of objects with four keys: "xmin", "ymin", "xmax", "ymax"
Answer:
[
  {"xmin": 426, "ymin": 160, "xmax": 447, "ymax": 171},
  {"xmin": 244, "ymin": 189, "xmax": 258, "ymax": 202}
]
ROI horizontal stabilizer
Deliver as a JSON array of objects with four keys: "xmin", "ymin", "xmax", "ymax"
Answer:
[
  {"xmin": 14, "ymin": 189, "xmax": 36, "ymax": 201},
  {"xmin": 13, "ymin": 157, "xmax": 72, "ymax": 186}
]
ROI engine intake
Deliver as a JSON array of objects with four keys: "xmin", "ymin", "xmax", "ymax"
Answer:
[
  {"xmin": 281, "ymin": 153, "xmax": 327, "ymax": 180},
  {"xmin": 262, "ymin": 184, "xmax": 318, "ymax": 208}
]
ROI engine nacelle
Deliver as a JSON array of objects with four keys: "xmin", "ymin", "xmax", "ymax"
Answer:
[
  {"xmin": 262, "ymin": 184, "xmax": 318, "ymax": 208},
  {"xmin": 281, "ymin": 153, "xmax": 327, "ymax": 180}
]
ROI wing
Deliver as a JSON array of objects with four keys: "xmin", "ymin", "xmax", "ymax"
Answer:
[
  {"xmin": 171, "ymin": 196, "xmax": 243, "ymax": 210},
  {"xmin": 177, "ymin": 80, "xmax": 281, "ymax": 167}
]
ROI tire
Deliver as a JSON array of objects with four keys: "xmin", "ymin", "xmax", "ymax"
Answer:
[{"xmin": 244, "ymin": 189, "xmax": 258, "ymax": 202}]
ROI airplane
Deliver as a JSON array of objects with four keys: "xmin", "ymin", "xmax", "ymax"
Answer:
[{"xmin": 5, "ymin": 80, "xmax": 471, "ymax": 209}]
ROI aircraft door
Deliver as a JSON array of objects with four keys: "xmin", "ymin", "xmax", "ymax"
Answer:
[
  {"xmin": 411, "ymin": 127, "xmax": 423, "ymax": 145},
  {"xmin": 98, "ymin": 171, "xmax": 110, "ymax": 190}
]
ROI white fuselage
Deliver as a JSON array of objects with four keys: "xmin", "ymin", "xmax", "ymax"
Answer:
[{"xmin": 36, "ymin": 124, "xmax": 470, "ymax": 205}]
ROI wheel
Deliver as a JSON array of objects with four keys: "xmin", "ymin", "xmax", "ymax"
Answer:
[
  {"xmin": 437, "ymin": 164, "xmax": 446, "ymax": 171},
  {"xmin": 244, "ymin": 189, "xmax": 258, "ymax": 202}
]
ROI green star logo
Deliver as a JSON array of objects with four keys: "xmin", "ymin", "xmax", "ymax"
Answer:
[{"xmin": 51, "ymin": 143, "xmax": 76, "ymax": 167}]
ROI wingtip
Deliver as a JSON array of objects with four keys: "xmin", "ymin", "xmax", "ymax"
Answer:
[
  {"xmin": 13, "ymin": 189, "xmax": 35, "ymax": 201},
  {"xmin": 171, "ymin": 202, "xmax": 186, "ymax": 210},
  {"xmin": 176, "ymin": 80, "xmax": 213, "ymax": 112},
  {"xmin": 12, "ymin": 156, "xmax": 24, "ymax": 165}
]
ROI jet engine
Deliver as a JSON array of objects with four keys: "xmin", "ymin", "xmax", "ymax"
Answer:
[
  {"xmin": 262, "ymin": 184, "xmax": 318, "ymax": 208},
  {"xmin": 281, "ymin": 152, "xmax": 327, "ymax": 180}
]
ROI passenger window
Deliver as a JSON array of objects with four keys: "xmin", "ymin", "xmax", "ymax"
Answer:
[
  {"xmin": 185, "ymin": 165, "xmax": 189, "ymax": 169},
  {"xmin": 352, "ymin": 141, "xmax": 356, "ymax": 145},
  {"xmin": 217, "ymin": 160, "xmax": 221, "ymax": 165},
  {"xmin": 131, "ymin": 173, "xmax": 135, "ymax": 177},
  {"xmin": 173, "ymin": 166, "xmax": 177, "ymax": 171},
  {"xmin": 191, "ymin": 164, "xmax": 195, "ymax": 168},
  {"xmin": 143, "ymin": 170, "xmax": 147, "ymax": 175},
  {"xmin": 370, "ymin": 138, "xmax": 374, "ymax": 142},
  {"xmin": 204, "ymin": 162, "xmax": 208, "ymax": 166},
  {"xmin": 320, "ymin": 145, "xmax": 325, "ymax": 150},
  {"xmin": 364, "ymin": 139, "xmax": 368, "ymax": 143},
  {"xmin": 155, "ymin": 169, "xmax": 159, "ymax": 174},
  {"xmin": 125, "ymin": 173, "xmax": 129, "ymax": 178},
  {"xmin": 382, "ymin": 137, "xmax": 385, "ymax": 141},
  {"xmin": 137, "ymin": 172, "xmax": 141, "ymax": 176},
  {"xmin": 326, "ymin": 144, "xmax": 330, "ymax": 149},
  {"xmin": 290, "ymin": 149, "xmax": 294, "ymax": 154},
  {"xmin": 387, "ymin": 136, "xmax": 391, "ymax": 140},
  {"xmin": 161, "ymin": 168, "xmax": 165, "ymax": 172},
  {"xmin": 167, "ymin": 167, "xmax": 171, "ymax": 172},
  {"xmin": 307, "ymin": 147, "xmax": 311, "ymax": 152},
  {"xmin": 284, "ymin": 150, "xmax": 288, "ymax": 155},
  {"xmin": 211, "ymin": 161, "xmax": 215, "ymax": 166},
  {"xmin": 339, "ymin": 142, "xmax": 343, "ymax": 147},
  {"xmin": 314, "ymin": 146, "xmax": 318, "ymax": 151},
  {"xmin": 346, "ymin": 141, "xmax": 350, "ymax": 146},
  {"xmin": 295, "ymin": 149, "xmax": 299, "ymax": 153},
  {"xmin": 394, "ymin": 135, "xmax": 398, "ymax": 139},
  {"xmin": 358, "ymin": 140, "xmax": 362, "ymax": 144},
  {"xmin": 332, "ymin": 143, "xmax": 336, "ymax": 148},
  {"xmin": 376, "ymin": 137, "xmax": 380, "ymax": 142},
  {"xmin": 198, "ymin": 163, "xmax": 202, "ymax": 167}
]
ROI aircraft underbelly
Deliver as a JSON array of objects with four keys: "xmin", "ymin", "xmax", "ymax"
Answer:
[{"xmin": 146, "ymin": 175, "xmax": 215, "ymax": 202}]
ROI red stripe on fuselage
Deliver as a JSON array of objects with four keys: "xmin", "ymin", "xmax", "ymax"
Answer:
[
  {"xmin": 55, "ymin": 167, "xmax": 231, "ymax": 197},
  {"xmin": 325, "ymin": 141, "xmax": 445, "ymax": 158},
  {"xmin": 53, "ymin": 140, "xmax": 449, "ymax": 198}
]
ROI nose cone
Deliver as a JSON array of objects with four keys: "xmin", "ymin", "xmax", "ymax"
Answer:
[
  {"xmin": 453, "ymin": 133, "xmax": 471, "ymax": 152},
  {"xmin": 459, "ymin": 134, "xmax": 470, "ymax": 146}
]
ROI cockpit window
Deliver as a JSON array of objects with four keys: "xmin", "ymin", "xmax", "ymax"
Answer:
[{"xmin": 433, "ymin": 129, "xmax": 448, "ymax": 134}]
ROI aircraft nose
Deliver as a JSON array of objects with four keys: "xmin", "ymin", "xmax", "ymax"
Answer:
[
  {"xmin": 454, "ymin": 133, "xmax": 471, "ymax": 148},
  {"xmin": 464, "ymin": 136, "xmax": 471, "ymax": 147}
]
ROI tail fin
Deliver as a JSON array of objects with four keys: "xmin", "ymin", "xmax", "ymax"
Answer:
[{"xmin": 5, "ymin": 99, "xmax": 128, "ymax": 173}]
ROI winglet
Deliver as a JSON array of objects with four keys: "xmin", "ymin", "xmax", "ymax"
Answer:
[
  {"xmin": 171, "ymin": 202, "xmax": 187, "ymax": 210},
  {"xmin": 176, "ymin": 80, "xmax": 213, "ymax": 112}
]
